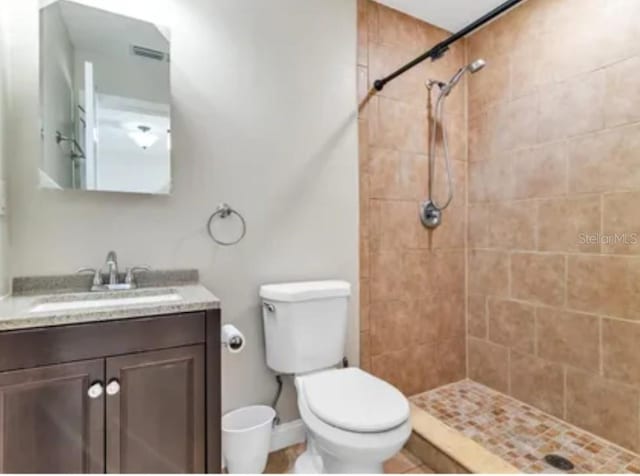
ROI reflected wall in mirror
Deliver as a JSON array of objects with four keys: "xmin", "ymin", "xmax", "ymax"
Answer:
[{"xmin": 39, "ymin": 1, "xmax": 171, "ymax": 194}]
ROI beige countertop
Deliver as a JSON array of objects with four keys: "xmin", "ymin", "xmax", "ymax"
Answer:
[{"xmin": 0, "ymin": 271, "xmax": 220, "ymax": 331}]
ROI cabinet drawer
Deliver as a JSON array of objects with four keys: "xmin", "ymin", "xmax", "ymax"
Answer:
[{"xmin": 0, "ymin": 312, "xmax": 205, "ymax": 372}]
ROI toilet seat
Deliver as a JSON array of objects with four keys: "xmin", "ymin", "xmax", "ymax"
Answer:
[
  {"xmin": 295, "ymin": 368, "xmax": 411, "ymax": 456},
  {"xmin": 301, "ymin": 368, "xmax": 409, "ymax": 433}
]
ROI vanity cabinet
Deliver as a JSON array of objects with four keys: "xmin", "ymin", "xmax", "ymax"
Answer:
[
  {"xmin": 0, "ymin": 359, "xmax": 105, "ymax": 473},
  {"xmin": 0, "ymin": 310, "xmax": 220, "ymax": 474},
  {"xmin": 106, "ymin": 346, "xmax": 205, "ymax": 473}
]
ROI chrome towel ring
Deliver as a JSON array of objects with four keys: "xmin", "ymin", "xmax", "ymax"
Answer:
[{"xmin": 207, "ymin": 203, "xmax": 247, "ymax": 246}]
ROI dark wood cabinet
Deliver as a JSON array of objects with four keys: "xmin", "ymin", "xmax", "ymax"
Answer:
[
  {"xmin": 106, "ymin": 346, "xmax": 205, "ymax": 473},
  {"xmin": 0, "ymin": 310, "xmax": 221, "ymax": 474},
  {"xmin": 0, "ymin": 360, "xmax": 105, "ymax": 473}
]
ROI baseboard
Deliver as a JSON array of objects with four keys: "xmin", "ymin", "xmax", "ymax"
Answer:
[{"xmin": 270, "ymin": 419, "xmax": 306, "ymax": 452}]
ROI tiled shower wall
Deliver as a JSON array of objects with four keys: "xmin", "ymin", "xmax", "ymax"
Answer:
[
  {"xmin": 358, "ymin": 0, "xmax": 468, "ymax": 396},
  {"xmin": 466, "ymin": 0, "xmax": 640, "ymax": 452}
]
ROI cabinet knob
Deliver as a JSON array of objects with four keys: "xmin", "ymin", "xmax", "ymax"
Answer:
[
  {"xmin": 87, "ymin": 382, "xmax": 104, "ymax": 399},
  {"xmin": 106, "ymin": 379, "xmax": 121, "ymax": 396}
]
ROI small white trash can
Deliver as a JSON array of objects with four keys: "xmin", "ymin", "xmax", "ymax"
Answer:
[{"xmin": 222, "ymin": 405, "xmax": 276, "ymax": 474}]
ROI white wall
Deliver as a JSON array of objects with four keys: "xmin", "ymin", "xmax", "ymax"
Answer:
[
  {"xmin": 40, "ymin": 2, "xmax": 74, "ymax": 188},
  {"xmin": 0, "ymin": 2, "xmax": 10, "ymax": 297},
  {"xmin": 3, "ymin": 0, "xmax": 358, "ymax": 421}
]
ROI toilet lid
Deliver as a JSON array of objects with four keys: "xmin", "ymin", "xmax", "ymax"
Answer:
[{"xmin": 302, "ymin": 368, "xmax": 409, "ymax": 433}]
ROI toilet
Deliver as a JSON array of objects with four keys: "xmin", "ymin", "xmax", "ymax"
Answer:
[{"xmin": 260, "ymin": 280, "xmax": 411, "ymax": 474}]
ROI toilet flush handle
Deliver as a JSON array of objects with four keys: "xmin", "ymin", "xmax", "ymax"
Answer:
[{"xmin": 263, "ymin": 302, "xmax": 276, "ymax": 313}]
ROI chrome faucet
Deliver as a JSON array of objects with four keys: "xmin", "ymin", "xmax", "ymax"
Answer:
[
  {"xmin": 77, "ymin": 251, "xmax": 150, "ymax": 291},
  {"xmin": 105, "ymin": 251, "xmax": 119, "ymax": 285}
]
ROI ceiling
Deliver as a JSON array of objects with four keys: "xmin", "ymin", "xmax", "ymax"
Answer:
[
  {"xmin": 375, "ymin": 0, "xmax": 510, "ymax": 32},
  {"xmin": 56, "ymin": 0, "xmax": 168, "ymax": 59}
]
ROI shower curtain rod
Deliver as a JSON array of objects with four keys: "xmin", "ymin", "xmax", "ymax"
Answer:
[{"xmin": 373, "ymin": 0, "xmax": 524, "ymax": 91}]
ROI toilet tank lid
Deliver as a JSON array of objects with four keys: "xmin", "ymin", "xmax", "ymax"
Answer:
[{"xmin": 259, "ymin": 280, "xmax": 351, "ymax": 302}]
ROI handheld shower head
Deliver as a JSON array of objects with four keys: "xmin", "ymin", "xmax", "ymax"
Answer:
[
  {"xmin": 431, "ymin": 58, "xmax": 487, "ymax": 96},
  {"xmin": 468, "ymin": 58, "xmax": 486, "ymax": 73}
]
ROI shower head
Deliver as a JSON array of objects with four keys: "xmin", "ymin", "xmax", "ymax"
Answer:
[
  {"xmin": 430, "ymin": 58, "xmax": 487, "ymax": 97},
  {"xmin": 468, "ymin": 58, "xmax": 486, "ymax": 74}
]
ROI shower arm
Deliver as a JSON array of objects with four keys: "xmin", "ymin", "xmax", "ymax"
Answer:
[{"xmin": 373, "ymin": 0, "xmax": 523, "ymax": 92}]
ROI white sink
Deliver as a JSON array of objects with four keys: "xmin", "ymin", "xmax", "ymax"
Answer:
[{"xmin": 29, "ymin": 290, "xmax": 183, "ymax": 313}]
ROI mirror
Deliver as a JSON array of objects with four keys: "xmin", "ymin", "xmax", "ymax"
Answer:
[{"xmin": 39, "ymin": 1, "xmax": 171, "ymax": 194}]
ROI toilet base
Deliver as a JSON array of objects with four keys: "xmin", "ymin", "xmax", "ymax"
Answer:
[
  {"xmin": 320, "ymin": 452, "xmax": 383, "ymax": 474},
  {"xmin": 294, "ymin": 434, "xmax": 385, "ymax": 474}
]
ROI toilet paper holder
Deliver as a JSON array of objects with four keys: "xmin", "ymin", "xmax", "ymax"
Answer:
[{"xmin": 221, "ymin": 324, "xmax": 245, "ymax": 353}]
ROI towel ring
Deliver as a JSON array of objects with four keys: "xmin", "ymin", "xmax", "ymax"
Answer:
[{"xmin": 207, "ymin": 203, "xmax": 247, "ymax": 246}]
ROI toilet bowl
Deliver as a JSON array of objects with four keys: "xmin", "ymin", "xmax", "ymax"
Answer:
[
  {"xmin": 260, "ymin": 280, "xmax": 411, "ymax": 473},
  {"xmin": 293, "ymin": 367, "xmax": 412, "ymax": 474}
]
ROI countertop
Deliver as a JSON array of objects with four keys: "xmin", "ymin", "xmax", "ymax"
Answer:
[{"xmin": 0, "ymin": 270, "xmax": 220, "ymax": 331}]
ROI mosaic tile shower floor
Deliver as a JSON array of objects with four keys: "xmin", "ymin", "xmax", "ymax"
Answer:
[{"xmin": 410, "ymin": 380, "xmax": 640, "ymax": 474}]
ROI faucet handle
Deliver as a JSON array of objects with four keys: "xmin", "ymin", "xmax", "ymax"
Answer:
[
  {"xmin": 124, "ymin": 266, "xmax": 151, "ymax": 285},
  {"xmin": 77, "ymin": 267, "xmax": 102, "ymax": 286}
]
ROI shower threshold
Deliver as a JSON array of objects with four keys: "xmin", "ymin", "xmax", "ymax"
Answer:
[{"xmin": 409, "ymin": 380, "xmax": 640, "ymax": 474}]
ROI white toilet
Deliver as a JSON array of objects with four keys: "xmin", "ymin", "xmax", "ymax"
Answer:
[{"xmin": 260, "ymin": 280, "xmax": 411, "ymax": 474}]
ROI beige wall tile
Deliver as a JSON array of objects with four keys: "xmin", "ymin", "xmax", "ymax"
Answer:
[
  {"xmin": 370, "ymin": 248, "xmax": 405, "ymax": 301},
  {"xmin": 432, "ymin": 159, "xmax": 466, "ymax": 209},
  {"xmin": 537, "ymin": 196, "xmax": 601, "ymax": 253},
  {"xmin": 368, "ymin": 42, "xmax": 423, "ymax": 104},
  {"xmin": 428, "ymin": 205, "xmax": 466, "ymax": 250},
  {"xmin": 370, "ymin": 200, "xmax": 418, "ymax": 250},
  {"xmin": 376, "ymin": 3, "xmax": 421, "ymax": 52},
  {"xmin": 569, "ymin": 123, "xmax": 640, "ymax": 194},
  {"xmin": 510, "ymin": 351, "xmax": 564, "ymax": 418},
  {"xmin": 602, "ymin": 318, "xmax": 640, "ymax": 387},
  {"xmin": 488, "ymin": 201, "xmax": 536, "ymax": 250},
  {"xmin": 536, "ymin": 308, "xmax": 600, "ymax": 372},
  {"xmin": 360, "ymin": 237, "xmax": 370, "ymax": 279},
  {"xmin": 372, "ymin": 344, "xmax": 438, "ymax": 396},
  {"xmin": 600, "ymin": 0, "xmax": 640, "ymax": 63},
  {"xmin": 511, "ymin": 142, "xmax": 567, "ymax": 199},
  {"xmin": 357, "ymin": 0, "xmax": 368, "ymax": 66},
  {"xmin": 366, "ymin": 0, "xmax": 379, "ymax": 45},
  {"xmin": 510, "ymin": 40, "xmax": 550, "ymax": 99},
  {"xmin": 435, "ymin": 112, "xmax": 468, "ymax": 162},
  {"xmin": 362, "ymin": 0, "xmax": 468, "ymax": 401},
  {"xmin": 469, "ymin": 249, "xmax": 509, "ymax": 297},
  {"xmin": 360, "ymin": 330, "xmax": 371, "ymax": 371},
  {"xmin": 602, "ymin": 192, "xmax": 640, "ymax": 255},
  {"xmin": 538, "ymin": 70, "xmax": 605, "ymax": 142},
  {"xmin": 431, "ymin": 292, "xmax": 467, "ymax": 385},
  {"xmin": 605, "ymin": 56, "xmax": 640, "ymax": 127},
  {"xmin": 468, "ymin": 108, "xmax": 492, "ymax": 163},
  {"xmin": 566, "ymin": 368, "xmax": 640, "ymax": 452},
  {"xmin": 468, "ymin": 337, "xmax": 509, "ymax": 393},
  {"xmin": 468, "ymin": 293, "xmax": 488, "ymax": 338},
  {"xmin": 496, "ymin": 93, "xmax": 538, "ymax": 152},
  {"xmin": 469, "ymin": 53, "xmax": 510, "ymax": 113},
  {"xmin": 468, "ymin": 203, "xmax": 489, "ymax": 248},
  {"xmin": 370, "ymin": 299, "xmax": 418, "ymax": 356},
  {"xmin": 373, "ymin": 97, "xmax": 427, "ymax": 153},
  {"xmin": 511, "ymin": 252, "xmax": 565, "ymax": 306},
  {"xmin": 483, "ymin": 155, "xmax": 514, "ymax": 202},
  {"xmin": 369, "ymin": 147, "xmax": 427, "ymax": 200},
  {"xmin": 421, "ymin": 250, "xmax": 466, "ymax": 299},
  {"xmin": 469, "ymin": 156, "xmax": 513, "ymax": 203},
  {"xmin": 357, "ymin": 65, "xmax": 369, "ymax": 110},
  {"xmin": 360, "ymin": 277, "xmax": 370, "ymax": 332},
  {"xmin": 487, "ymin": 298, "xmax": 535, "ymax": 353},
  {"xmin": 567, "ymin": 254, "xmax": 640, "ymax": 320}
]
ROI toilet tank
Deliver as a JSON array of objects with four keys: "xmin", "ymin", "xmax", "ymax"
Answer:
[{"xmin": 260, "ymin": 280, "xmax": 351, "ymax": 374}]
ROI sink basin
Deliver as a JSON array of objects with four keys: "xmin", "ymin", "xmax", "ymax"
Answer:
[{"xmin": 29, "ymin": 288, "xmax": 183, "ymax": 313}]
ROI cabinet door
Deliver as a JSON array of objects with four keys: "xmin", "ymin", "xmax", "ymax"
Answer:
[
  {"xmin": 106, "ymin": 345, "xmax": 205, "ymax": 473},
  {"xmin": 0, "ymin": 360, "xmax": 105, "ymax": 473}
]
